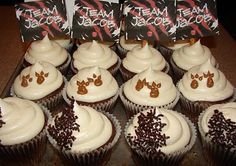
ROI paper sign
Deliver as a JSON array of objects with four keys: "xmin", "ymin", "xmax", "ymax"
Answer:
[
  {"xmin": 176, "ymin": 0, "xmax": 219, "ymax": 40},
  {"xmin": 72, "ymin": 0, "xmax": 122, "ymax": 42},
  {"xmin": 124, "ymin": 0, "xmax": 176, "ymax": 42},
  {"xmin": 15, "ymin": 0, "xmax": 70, "ymax": 42}
]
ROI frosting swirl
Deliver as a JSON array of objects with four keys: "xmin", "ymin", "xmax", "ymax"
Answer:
[
  {"xmin": 126, "ymin": 108, "xmax": 191, "ymax": 154},
  {"xmin": 66, "ymin": 66, "xmax": 118, "ymax": 102},
  {"xmin": 122, "ymin": 44, "xmax": 166, "ymax": 73},
  {"xmin": 72, "ymin": 40, "xmax": 118, "ymax": 70},
  {"xmin": 172, "ymin": 40, "xmax": 216, "ymax": 70},
  {"xmin": 119, "ymin": 36, "xmax": 141, "ymax": 51},
  {"xmin": 0, "ymin": 97, "xmax": 45, "ymax": 145},
  {"xmin": 123, "ymin": 67, "xmax": 177, "ymax": 106},
  {"xmin": 177, "ymin": 59, "xmax": 234, "ymax": 101},
  {"xmin": 25, "ymin": 35, "xmax": 68, "ymax": 67},
  {"xmin": 48, "ymin": 102, "xmax": 112, "ymax": 153},
  {"xmin": 13, "ymin": 61, "xmax": 63, "ymax": 100}
]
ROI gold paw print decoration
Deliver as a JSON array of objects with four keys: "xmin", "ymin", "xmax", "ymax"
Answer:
[
  {"xmin": 135, "ymin": 79, "xmax": 161, "ymax": 98},
  {"xmin": 35, "ymin": 71, "xmax": 49, "ymax": 84},
  {"xmin": 190, "ymin": 71, "xmax": 214, "ymax": 89},
  {"xmin": 21, "ymin": 74, "xmax": 33, "ymax": 87},
  {"xmin": 77, "ymin": 74, "xmax": 103, "ymax": 95}
]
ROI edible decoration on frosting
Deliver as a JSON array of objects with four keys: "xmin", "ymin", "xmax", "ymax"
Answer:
[
  {"xmin": 190, "ymin": 71, "xmax": 214, "ymax": 89},
  {"xmin": 135, "ymin": 79, "xmax": 161, "ymax": 98},
  {"xmin": 76, "ymin": 74, "xmax": 103, "ymax": 95},
  {"xmin": 206, "ymin": 109, "xmax": 236, "ymax": 149},
  {"xmin": 21, "ymin": 74, "xmax": 33, "ymax": 87},
  {"xmin": 127, "ymin": 109, "xmax": 169, "ymax": 156},
  {"xmin": 203, "ymin": 71, "xmax": 214, "ymax": 88},
  {"xmin": 48, "ymin": 102, "xmax": 80, "ymax": 150},
  {"xmin": 35, "ymin": 71, "xmax": 49, "ymax": 84}
]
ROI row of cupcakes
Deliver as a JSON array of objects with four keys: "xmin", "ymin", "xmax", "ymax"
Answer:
[{"xmin": 1, "ymin": 96, "xmax": 235, "ymax": 165}]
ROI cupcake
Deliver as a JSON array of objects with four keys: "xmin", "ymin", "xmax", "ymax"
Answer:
[
  {"xmin": 125, "ymin": 108, "xmax": 196, "ymax": 166},
  {"xmin": 24, "ymin": 35, "xmax": 71, "ymax": 75},
  {"xmin": 63, "ymin": 66, "xmax": 119, "ymax": 113},
  {"xmin": 198, "ymin": 102, "xmax": 236, "ymax": 165},
  {"xmin": 119, "ymin": 67, "xmax": 179, "ymax": 118},
  {"xmin": 54, "ymin": 38, "xmax": 74, "ymax": 54},
  {"xmin": 119, "ymin": 43, "xmax": 169, "ymax": 82},
  {"xmin": 0, "ymin": 97, "xmax": 47, "ymax": 165},
  {"xmin": 177, "ymin": 59, "xmax": 235, "ymax": 124},
  {"xmin": 47, "ymin": 101, "xmax": 121, "ymax": 166},
  {"xmin": 11, "ymin": 61, "xmax": 65, "ymax": 109},
  {"xmin": 71, "ymin": 40, "xmax": 120, "ymax": 76},
  {"xmin": 170, "ymin": 40, "xmax": 217, "ymax": 82}
]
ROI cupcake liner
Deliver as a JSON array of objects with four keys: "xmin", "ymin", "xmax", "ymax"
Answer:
[
  {"xmin": 124, "ymin": 111, "xmax": 197, "ymax": 166},
  {"xmin": 10, "ymin": 77, "xmax": 67, "ymax": 111},
  {"xmin": 119, "ymin": 85, "xmax": 180, "ymax": 119},
  {"xmin": 58, "ymin": 53, "xmax": 72, "ymax": 76},
  {"xmin": 0, "ymin": 106, "xmax": 49, "ymax": 165},
  {"xmin": 170, "ymin": 57, "xmax": 186, "ymax": 83},
  {"xmin": 62, "ymin": 84, "xmax": 119, "ymax": 113},
  {"xmin": 198, "ymin": 111, "xmax": 236, "ymax": 166},
  {"xmin": 70, "ymin": 56, "xmax": 121, "ymax": 77},
  {"xmin": 158, "ymin": 45, "xmax": 174, "ymax": 63},
  {"xmin": 47, "ymin": 111, "xmax": 121, "ymax": 166},
  {"xmin": 116, "ymin": 43, "xmax": 128, "ymax": 59},
  {"xmin": 178, "ymin": 87, "xmax": 236, "ymax": 125},
  {"xmin": 119, "ymin": 62, "xmax": 170, "ymax": 82}
]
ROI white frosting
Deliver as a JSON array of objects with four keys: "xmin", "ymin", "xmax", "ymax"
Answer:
[
  {"xmin": 123, "ymin": 67, "xmax": 177, "ymax": 106},
  {"xmin": 119, "ymin": 36, "xmax": 141, "ymax": 51},
  {"xmin": 127, "ymin": 108, "xmax": 191, "ymax": 154},
  {"xmin": 66, "ymin": 66, "xmax": 118, "ymax": 102},
  {"xmin": 200, "ymin": 102, "xmax": 236, "ymax": 134},
  {"xmin": 73, "ymin": 40, "xmax": 118, "ymax": 70},
  {"xmin": 13, "ymin": 61, "xmax": 63, "ymax": 100},
  {"xmin": 178, "ymin": 59, "xmax": 234, "ymax": 101},
  {"xmin": 168, "ymin": 43, "xmax": 189, "ymax": 50},
  {"xmin": 54, "ymin": 39, "xmax": 71, "ymax": 49},
  {"xmin": 0, "ymin": 97, "xmax": 45, "ymax": 145},
  {"xmin": 50, "ymin": 103, "xmax": 112, "ymax": 153},
  {"xmin": 172, "ymin": 40, "xmax": 216, "ymax": 70},
  {"xmin": 122, "ymin": 44, "xmax": 166, "ymax": 73},
  {"xmin": 25, "ymin": 35, "xmax": 68, "ymax": 66}
]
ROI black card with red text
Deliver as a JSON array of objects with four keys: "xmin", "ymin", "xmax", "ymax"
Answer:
[
  {"xmin": 72, "ymin": 0, "xmax": 122, "ymax": 42},
  {"xmin": 15, "ymin": 0, "xmax": 70, "ymax": 42},
  {"xmin": 124, "ymin": 0, "xmax": 176, "ymax": 42},
  {"xmin": 176, "ymin": 0, "xmax": 219, "ymax": 40}
]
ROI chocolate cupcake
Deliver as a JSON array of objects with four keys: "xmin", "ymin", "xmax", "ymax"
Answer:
[
  {"xmin": 63, "ymin": 66, "xmax": 119, "ymax": 113},
  {"xmin": 119, "ymin": 43, "xmax": 170, "ymax": 82},
  {"xmin": 47, "ymin": 101, "xmax": 121, "ymax": 166},
  {"xmin": 0, "ymin": 97, "xmax": 47, "ymax": 165},
  {"xmin": 23, "ymin": 35, "xmax": 71, "ymax": 75},
  {"xmin": 170, "ymin": 40, "xmax": 217, "ymax": 83},
  {"xmin": 177, "ymin": 59, "xmax": 235, "ymax": 124},
  {"xmin": 198, "ymin": 102, "xmax": 236, "ymax": 166},
  {"xmin": 11, "ymin": 61, "xmax": 66, "ymax": 110},
  {"xmin": 119, "ymin": 67, "xmax": 179, "ymax": 118},
  {"xmin": 125, "ymin": 108, "xmax": 196, "ymax": 166},
  {"xmin": 71, "ymin": 40, "xmax": 120, "ymax": 76}
]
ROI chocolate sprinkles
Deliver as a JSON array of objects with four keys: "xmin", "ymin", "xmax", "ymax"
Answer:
[
  {"xmin": 206, "ymin": 109, "xmax": 236, "ymax": 149},
  {"xmin": 48, "ymin": 102, "xmax": 80, "ymax": 150},
  {"xmin": 127, "ymin": 109, "xmax": 169, "ymax": 156}
]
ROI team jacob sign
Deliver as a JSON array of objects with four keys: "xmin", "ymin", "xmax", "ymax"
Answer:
[
  {"xmin": 72, "ymin": 0, "xmax": 121, "ymax": 42},
  {"xmin": 15, "ymin": 0, "xmax": 70, "ymax": 42},
  {"xmin": 176, "ymin": 0, "xmax": 219, "ymax": 40},
  {"xmin": 124, "ymin": 0, "xmax": 176, "ymax": 41}
]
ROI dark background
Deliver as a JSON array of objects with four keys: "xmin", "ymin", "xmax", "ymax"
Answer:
[{"xmin": 0, "ymin": 0, "xmax": 235, "ymax": 40}]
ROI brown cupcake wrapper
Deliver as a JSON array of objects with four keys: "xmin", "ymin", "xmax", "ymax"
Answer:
[
  {"xmin": 119, "ymin": 62, "xmax": 170, "ymax": 82},
  {"xmin": 119, "ymin": 84, "xmax": 180, "ymax": 119},
  {"xmin": 178, "ymin": 87, "xmax": 236, "ymax": 125},
  {"xmin": 0, "ymin": 106, "xmax": 49, "ymax": 164},
  {"xmin": 62, "ymin": 84, "xmax": 119, "ymax": 113},
  {"xmin": 158, "ymin": 45, "xmax": 174, "ymax": 63},
  {"xmin": 116, "ymin": 43, "xmax": 128, "ymax": 59},
  {"xmin": 170, "ymin": 57, "xmax": 186, "ymax": 83},
  {"xmin": 10, "ymin": 77, "xmax": 67, "ymax": 110},
  {"xmin": 198, "ymin": 111, "xmax": 236, "ymax": 165},
  {"xmin": 124, "ymin": 110, "xmax": 197, "ymax": 166},
  {"xmin": 47, "ymin": 111, "xmax": 121, "ymax": 166},
  {"xmin": 58, "ymin": 53, "xmax": 72, "ymax": 76}
]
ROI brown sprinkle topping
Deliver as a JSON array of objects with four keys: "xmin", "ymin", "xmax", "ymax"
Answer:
[
  {"xmin": 127, "ymin": 109, "xmax": 169, "ymax": 156},
  {"xmin": 206, "ymin": 109, "xmax": 236, "ymax": 149},
  {"xmin": 48, "ymin": 100, "xmax": 80, "ymax": 150}
]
